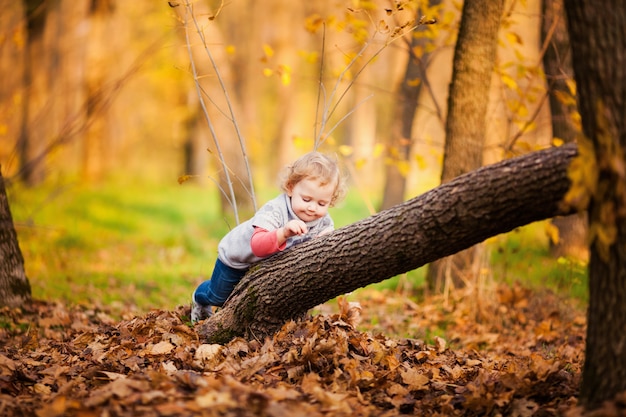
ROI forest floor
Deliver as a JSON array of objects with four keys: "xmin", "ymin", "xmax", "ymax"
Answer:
[{"xmin": 0, "ymin": 283, "xmax": 616, "ymax": 417}]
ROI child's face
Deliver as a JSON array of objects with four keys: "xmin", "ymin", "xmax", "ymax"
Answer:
[{"xmin": 287, "ymin": 177, "xmax": 336, "ymax": 222}]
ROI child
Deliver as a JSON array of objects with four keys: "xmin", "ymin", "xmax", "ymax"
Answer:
[{"xmin": 191, "ymin": 151, "xmax": 346, "ymax": 323}]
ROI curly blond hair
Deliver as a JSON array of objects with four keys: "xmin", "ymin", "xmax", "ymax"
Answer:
[{"xmin": 279, "ymin": 151, "xmax": 347, "ymax": 207}]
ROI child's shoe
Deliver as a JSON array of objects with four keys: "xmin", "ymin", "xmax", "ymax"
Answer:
[{"xmin": 191, "ymin": 300, "xmax": 213, "ymax": 323}]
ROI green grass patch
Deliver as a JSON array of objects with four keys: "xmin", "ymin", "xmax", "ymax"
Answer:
[
  {"xmin": 9, "ymin": 179, "xmax": 224, "ymax": 312},
  {"xmin": 488, "ymin": 222, "xmax": 588, "ymax": 303}
]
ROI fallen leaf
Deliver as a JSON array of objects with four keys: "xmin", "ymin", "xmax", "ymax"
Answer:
[
  {"xmin": 149, "ymin": 341, "xmax": 174, "ymax": 355},
  {"xmin": 400, "ymin": 368, "xmax": 430, "ymax": 390}
]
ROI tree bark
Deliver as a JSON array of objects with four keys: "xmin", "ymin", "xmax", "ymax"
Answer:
[
  {"xmin": 0, "ymin": 168, "xmax": 32, "ymax": 308},
  {"xmin": 541, "ymin": 0, "xmax": 587, "ymax": 260},
  {"xmin": 197, "ymin": 143, "xmax": 578, "ymax": 343},
  {"xmin": 427, "ymin": 0, "xmax": 504, "ymax": 291},
  {"xmin": 564, "ymin": 0, "xmax": 626, "ymax": 410}
]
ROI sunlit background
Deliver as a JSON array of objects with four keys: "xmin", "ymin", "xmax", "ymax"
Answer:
[{"xmin": 1, "ymin": 0, "xmax": 585, "ymax": 314}]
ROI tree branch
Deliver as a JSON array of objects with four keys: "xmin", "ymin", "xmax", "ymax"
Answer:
[{"xmin": 197, "ymin": 143, "xmax": 579, "ymax": 343}]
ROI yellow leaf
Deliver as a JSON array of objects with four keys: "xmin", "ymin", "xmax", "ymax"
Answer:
[
  {"xmin": 225, "ymin": 44, "xmax": 236, "ymax": 55},
  {"xmin": 545, "ymin": 222, "xmax": 560, "ymax": 245},
  {"xmin": 177, "ymin": 174, "xmax": 194, "ymax": 184},
  {"xmin": 278, "ymin": 64, "xmax": 292, "ymax": 86},
  {"xmin": 406, "ymin": 77, "xmax": 421, "ymax": 87},
  {"xmin": 304, "ymin": 14, "xmax": 324, "ymax": 33},
  {"xmin": 372, "ymin": 143, "xmax": 385, "ymax": 158},
  {"xmin": 565, "ymin": 78, "xmax": 577, "ymax": 95},
  {"xmin": 551, "ymin": 137, "xmax": 565, "ymax": 147},
  {"xmin": 515, "ymin": 140, "xmax": 533, "ymax": 153},
  {"xmin": 292, "ymin": 136, "xmax": 314, "ymax": 150},
  {"xmin": 506, "ymin": 31, "xmax": 523, "ymax": 45},
  {"xmin": 338, "ymin": 145, "xmax": 353, "ymax": 156},
  {"xmin": 501, "ymin": 73, "xmax": 518, "ymax": 90},
  {"xmin": 263, "ymin": 68, "xmax": 273, "ymax": 77},
  {"xmin": 298, "ymin": 49, "xmax": 319, "ymax": 64},
  {"xmin": 415, "ymin": 153, "xmax": 427, "ymax": 170},
  {"xmin": 262, "ymin": 44, "xmax": 274, "ymax": 58},
  {"xmin": 521, "ymin": 120, "xmax": 537, "ymax": 133},
  {"xmin": 359, "ymin": 369, "xmax": 374, "ymax": 382},
  {"xmin": 411, "ymin": 45, "xmax": 424, "ymax": 57},
  {"xmin": 354, "ymin": 157, "xmax": 367, "ymax": 170},
  {"xmin": 516, "ymin": 103, "xmax": 529, "ymax": 118},
  {"xmin": 397, "ymin": 160, "xmax": 410, "ymax": 177},
  {"xmin": 564, "ymin": 135, "xmax": 596, "ymax": 211},
  {"xmin": 554, "ymin": 90, "xmax": 576, "ymax": 106}
]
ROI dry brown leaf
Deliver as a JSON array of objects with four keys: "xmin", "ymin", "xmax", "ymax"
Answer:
[
  {"xmin": 434, "ymin": 336, "xmax": 447, "ymax": 353},
  {"xmin": 0, "ymin": 284, "xmax": 588, "ymax": 416},
  {"xmin": 148, "ymin": 341, "xmax": 175, "ymax": 355},
  {"xmin": 400, "ymin": 367, "xmax": 430, "ymax": 390}
]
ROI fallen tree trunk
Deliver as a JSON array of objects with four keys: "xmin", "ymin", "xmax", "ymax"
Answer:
[{"xmin": 197, "ymin": 143, "xmax": 579, "ymax": 343}]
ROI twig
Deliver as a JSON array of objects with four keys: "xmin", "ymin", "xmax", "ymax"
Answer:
[
  {"xmin": 182, "ymin": 1, "xmax": 241, "ymax": 223},
  {"xmin": 314, "ymin": 14, "xmax": 435, "ymax": 148},
  {"xmin": 183, "ymin": 0, "xmax": 258, "ymax": 223},
  {"xmin": 313, "ymin": 23, "xmax": 327, "ymax": 147}
]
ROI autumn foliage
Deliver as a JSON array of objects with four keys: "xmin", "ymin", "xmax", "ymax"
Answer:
[{"xmin": 0, "ymin": 283, "xmax": 609, "ymax": 416}]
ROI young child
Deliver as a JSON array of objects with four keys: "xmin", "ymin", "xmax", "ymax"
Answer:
[{"xmin": 191, "ymin": 151, "xmax": 346, "ymax": 323}]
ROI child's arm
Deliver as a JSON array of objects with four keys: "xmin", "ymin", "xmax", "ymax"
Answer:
[
  {"xmin": 251, "ymin": 220, "xmax": 308, "ymax": 257},
  {"xmin": 250, "ymin": 227, "xmax": 285, "ymax": 257}
]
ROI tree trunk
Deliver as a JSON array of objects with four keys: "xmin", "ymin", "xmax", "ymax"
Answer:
[
  {"xmin": 0, "ymin": 1, "xmax": 26, "ymax": 177},
  {"xmin": 541, "ymin": 0, "xmax": 588, "ymax": 260},
  {"xmin": 83, "ymin": 0, "xmax": 130, "ymax": 183},
  {"xmin": 380, "ymin": 2, "xmax": 442, "ymax": 211},
  {"xmin": 19, "ymin": 0, "xmax": 50, "ymax": 185},
  {"xmin": 18, "ymin": 0, "xmax": 91, "ymax": 184},
  {"xmin": 197, "ymin": 143, "xmax": 578, "ymax": 343},
  {"xmin": 0, "ymin": 168, "xmax": 32, "ymax": 308},
  {"xmin": 564, "ymin": 1, "xmax": 626, "ymax": 410},
  {"xmin": 426, "ymin": 0, "xmax": 504, "ymax": 291}
]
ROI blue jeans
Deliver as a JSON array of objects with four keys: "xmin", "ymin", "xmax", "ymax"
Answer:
[{"xmin": 193, "ymin": 258, "xmax": 248, "ymax": 307}]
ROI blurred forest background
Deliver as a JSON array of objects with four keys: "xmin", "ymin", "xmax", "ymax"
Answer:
[{"xmin": 0, "ymin": 0, "xmax": 586, "ymax": 313}]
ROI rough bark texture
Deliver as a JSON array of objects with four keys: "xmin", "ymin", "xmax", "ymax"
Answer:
[
  {"xmin": 427, "ymin": 0, "xmax": 504, "ymax": 290},
  {"xmin": 0, "ymin": 169, "xmax": 32, "ymax": 308},
  {"xmin": 198, "ymin": 143, "xmax": 578, "ymax": 343},
  {"xmin": 564, "ymin": 0, "xmax": 626, "ymax": 410}
]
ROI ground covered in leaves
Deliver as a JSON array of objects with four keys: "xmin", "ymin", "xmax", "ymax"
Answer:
[{"xmin": 0, "ymin": 283, "xmax": 611, "ymax": 416}]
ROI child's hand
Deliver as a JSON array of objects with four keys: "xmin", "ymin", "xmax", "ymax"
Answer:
[{"xmin": 283, "ymin": 219, "xmax": 308, "ymax": 238}]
